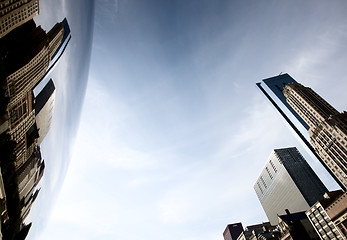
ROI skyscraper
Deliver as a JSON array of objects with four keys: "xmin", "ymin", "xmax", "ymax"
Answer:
[
  {"xmin": 254, "ymin": 147, "xmax": 327, "ymax": 225},
  {"xmin": 283, "ymin": 82, "xmax": 347, "ymax": 190},
  {"xmin": 223, "ymin": 223, "xmax": 244, "ymax": 240},
  {"xmin": 1, "ymin": 18, "xmax": 70, "ymax": 170},
  {"xmin": 34, "ymin": 79, "xmax": 55, "ymax": 145},
  {"xmin": 257, "ymin": 74, "xmax": 346, "ymax": 190}
]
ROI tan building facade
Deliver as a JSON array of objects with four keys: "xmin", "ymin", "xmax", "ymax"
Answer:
[
  {"xmin": 0, "ymin": 0, "xmax": 39, "ymax": 38},
  {"xmin": 283, "ymin": 83, "xmax": 347, "ymax": 189},
  {"xmin": 306, "ymin": 191, "xmax": 347, "ymax": 240}
]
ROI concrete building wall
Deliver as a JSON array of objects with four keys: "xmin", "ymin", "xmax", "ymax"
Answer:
[{"xmin": 254, "ymin": 147, "xmax": 327, "ymax": 225}]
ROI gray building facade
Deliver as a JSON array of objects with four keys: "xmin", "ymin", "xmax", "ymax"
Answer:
[{"xmin": 254, "ymin": 147, "xmax": 328, "ymax": 225}]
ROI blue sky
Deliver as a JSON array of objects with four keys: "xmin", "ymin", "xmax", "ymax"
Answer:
[{"xmin": 25, "ymin": 0, "xmax": 347, "ymax": 239}]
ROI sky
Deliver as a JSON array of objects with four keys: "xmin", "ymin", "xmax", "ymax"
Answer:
[{"xmin": 24, "ymin": 0, "xmax": 347, "ymax": 239}]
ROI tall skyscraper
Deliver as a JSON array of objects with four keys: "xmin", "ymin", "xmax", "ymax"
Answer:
[
  {"xmin": 283, "ymin": 82, "xmax": 347, "ymax": 190},
  {"xmin": 1, "ymin": 18, "xmax": 70, "ymax": 170},
  {"xmin": 0, "ymin": 5, "xmax": 71, "ymax": 237},
  {"xmin": 223, "ymin": 223, "xmax": 244, "ymax": 240},
  {"xmin": 257, "ymin": 74, "xmax": 346, "ymax": 190},
  {"xmin": 254, "ymin": 147, "xmax": 327, "ymax": 225},
  {"xmin": 256, "ymin": 74, "xmax": 313, "ymax": 157}
]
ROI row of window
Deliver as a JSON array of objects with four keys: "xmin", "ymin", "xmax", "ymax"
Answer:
[
  {"xmin": 0, "ymin": 2, "xmax": 38, "ymax": 35},
  {"xmin": 0, "ymin": 0, "xmax": 35, "ymax": 16},
  {"xmin": 10, "ymin": 111, "xmax": 35, "ymax": 141},
  {"xmin": 308, "ymin": 206, "xmax": 344, "ymax": 240}
]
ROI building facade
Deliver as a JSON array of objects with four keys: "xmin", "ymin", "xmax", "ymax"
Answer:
[
  {"xmin": 0, "ymin": 0, "xmax": 39, "ymax": 38},
  {"xmin": 254, "ymin": 147, "xmax": 328, "ymax": 225},
  {"xmin": 283, "ymin": 83, "xmax": 347, "ymax": 189},
  {"xmin": 0, "ymin": 19, "xmax": 68, "ymax": 170},
  {"xmin": 306, "ymin": 190, "xmax": 347, "ymax": 240},
  {"xmin": 34, "ymin": 79, "xmax": 55, "ymax": 145}
]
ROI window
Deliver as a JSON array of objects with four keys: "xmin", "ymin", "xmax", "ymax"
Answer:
[
  {"xmin": 270, "ymin": 160, "xmax": 277, "ymax": 173},
  {"xmin": 260, "ymin": 176, "xmax": 267, "ymax": 188},
  {"xmin": 266, "ymin": 167, "xmax": 273, "ymax": 179}
]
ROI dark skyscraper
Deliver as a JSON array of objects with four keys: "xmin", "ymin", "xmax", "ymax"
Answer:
[{"xmin": 223, "ymin": 223, "xmax": 243, "ymax": 240}]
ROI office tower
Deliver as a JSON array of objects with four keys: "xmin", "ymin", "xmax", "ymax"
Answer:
[
  {"xmin": 16, "ymin": 146, "xmax": 43, "ymax": 198},
  {"xmin": 254, "ymin": 147, "xmax": 327, "ymax": 225},
  {"xmin": 0, "ymin": 0, "xmax": 39, "ymax": 38},
  {"xmin": 1, "ymin": 18, "xmax": 70, "ymax": 170},
  {"xmin": 283, "ymin": 83, "xmax": 339, "ymax": 129},
  {"xmin": 257, "ymin": 74, "xmax": 346, "ymax": 190},
  {"xmin": 20, "ymin": 188, "xmax": 40, "ymax": 221},
  {"xmin": 34, "ymin": 79, "xmax": 55, "ymax": 145},
  {"xmin": 283, "ymin": 82, "xmax": 347, "ymax": 190},
  {"xmin": 4, "ymin": 20, "xmax": 63, "ymax": 109},
  {"xmin": 45, "ymin": 18, "xmax": 71, "ymax": 77},
  {"xmin": 223, "ymin": 223, "xmax": 244, "ymax": 240},
  {"xmin": 306, "ymin": 190, "xmax": 347, "ymax": 239},
  {"xmin": 257, "ymin": 74, "xmax": 309, "ymax": 130}
]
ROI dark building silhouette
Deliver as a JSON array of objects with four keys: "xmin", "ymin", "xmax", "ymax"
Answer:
[
  {"xmin": 237, "ymin": 222, "xmax": 280, "ymax": 240},
  {"xmin": 223, "ymin": 223, "xmax": 244, "ymax": 240},
  {"xmin": 278, "ymin": 210, "xmax": 320, "ymax": 240}
]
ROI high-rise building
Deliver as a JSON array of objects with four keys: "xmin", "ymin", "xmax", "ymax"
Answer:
[
  {"xmin": 34, "ymin": 79, "xmax": 55, "ymax": 145},
  {"xmin": 257, "ymin": 74, "xmax": 346, "ymax": 190},
  {"xmin": 223, "ymin": 223, "xmax": 244, "ymax": 240},
  {"xmin": 306, "ymin": 190, "xmax": 347, "ymax": 240},
  {"xmin": 283, "ymin": 82, "xmax": 347, "ymax": 190},
  {"xmin": 0, "ymin": 7, "xmax": 71, "ymax": 237},
  {"xmin": 0, "ymin": 0, "xmax": 39, "ymax": 38},
  {"xmin": 254, "ymin": 147, "xmax": 327, "ymax": 225},
  {"xmin": 0, "ymin": 18, "xmax": 70, "ymax": 170}
]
